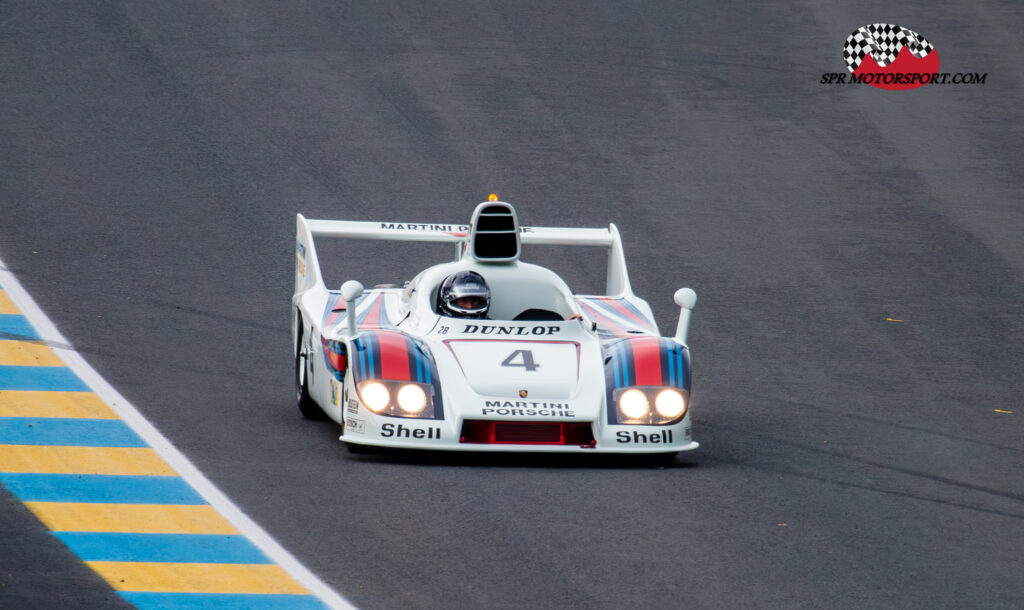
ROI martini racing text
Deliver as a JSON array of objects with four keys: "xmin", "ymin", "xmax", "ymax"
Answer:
[
  {"xmin": 482, "ymin": 401, "xmax": 575, "ymax": 417},
  {"xmin": 380, "ymin": 223, "xmax": 536, "ymax": 233},
  {"xmin": 380, "ymin": 223, "xmax": 467, "ymax": 232}
]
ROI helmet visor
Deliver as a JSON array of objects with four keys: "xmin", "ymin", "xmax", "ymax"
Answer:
[{"xmin": 445, "ymin": 277, "xmax": 489, "ymax": 315}]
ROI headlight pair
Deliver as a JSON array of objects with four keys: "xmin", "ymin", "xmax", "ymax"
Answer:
[
  {"xmin": 613, "ymin": 387, "xmax": 687, "ymax": 425},
  {"xmin": 357, "ymin": 380, "xmax": 436, "ymax": 418}
]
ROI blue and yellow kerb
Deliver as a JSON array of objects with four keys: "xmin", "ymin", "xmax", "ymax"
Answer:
[{"xmin": 0, "ymin": 286, "xmax": 329, "ymax": 609}]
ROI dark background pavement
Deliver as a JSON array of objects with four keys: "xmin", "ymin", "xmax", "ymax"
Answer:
[{"xmin": 2, "ymin": 2, "xmax": 1022, "ymax": 608}]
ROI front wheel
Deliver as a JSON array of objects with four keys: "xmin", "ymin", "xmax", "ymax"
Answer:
[{"xmin": 295, "ymin": 325, "xmax": 325, "ymax": 420}]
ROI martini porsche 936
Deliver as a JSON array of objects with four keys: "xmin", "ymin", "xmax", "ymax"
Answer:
[{"xmin": 292, "ymin": 200, "xmax": 698, "ymax": 454}]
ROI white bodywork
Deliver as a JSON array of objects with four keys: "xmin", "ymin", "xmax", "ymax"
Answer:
[{"xmin": 292, "ymin": 202, "xmax": 698, "ymax": 453}]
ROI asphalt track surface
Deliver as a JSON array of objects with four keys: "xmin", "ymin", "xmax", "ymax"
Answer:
[{"xmin": 2, "ymin": 2, "xmax": 1022, "ymax": 608}]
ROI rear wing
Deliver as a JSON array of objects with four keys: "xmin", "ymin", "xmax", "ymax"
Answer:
[{"xmin": 295, "ymin": 214, "xmax": 634, "ymax": 297}]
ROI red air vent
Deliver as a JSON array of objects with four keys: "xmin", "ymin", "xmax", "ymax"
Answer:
[{"xmin": 460, "ymin": 420, "xmax": 596, "ymax": 447}]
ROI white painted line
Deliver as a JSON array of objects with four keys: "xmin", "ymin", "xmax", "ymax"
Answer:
[{"xmin": 0, "ymin": 256, "xmax": 355, "ymax": 610}]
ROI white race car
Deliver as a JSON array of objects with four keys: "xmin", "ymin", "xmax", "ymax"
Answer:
[{"xmin": 292, "ymin": 200, "xmax": 699, "ymax": 454}]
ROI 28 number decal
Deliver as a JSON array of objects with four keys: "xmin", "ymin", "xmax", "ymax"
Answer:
[{"xmin": 501, "ymin": 349, "xmax": 540, "ymax": 372}]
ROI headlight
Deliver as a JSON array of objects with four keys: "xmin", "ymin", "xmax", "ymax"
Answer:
[
  {"xmin": 397, "ymin": 384, "xmax": 427, "ymax": 414},
  {"xmin": 356, "ymin": 380, "xmax": 435, "ymax": 419},
  {"xmin": 618, "ymin": 389, "xmax": 649, "ymax": 419},
  {"xmin": 655, "ymin": 389, "xmax": 686, "ymax": 418},
  {"xmin": 360, "ymin": 382, "xmax": 390, "ymax": 412},
  {"xmin": 612, "ymin": 387, "xmax": 687, "ymax": 424}
]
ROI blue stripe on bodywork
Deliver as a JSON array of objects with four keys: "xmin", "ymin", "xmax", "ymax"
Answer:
[
  {"xmin": 0, "ymin": 315, "xmax": 39, "ymax": 340},
  {"xmin": 120, "ymin": 593, "xmax": 330, "ymax": 610},
  {"xmin": 0, "ymin": 366, "xmax": 89, "ymax": 391},
  {"xmin": 582, "ymin": 298, "xmax": 657, "ymax": 334},
  {"xmin": 612, "ymin": 345, "xmax": 621, "ymax": 388},
  {"xmin": 0, "ymin": 473, "xmax": 206, "ymax": 504},
  {"xmin": 679, "ymin": 347, "xmax": 687, "ymax": 387},
  {"xmin": 365, "ymin": 333, "xmax": 376, "ymax": 378},
  {"xmin": 0, "ymin": 417, "xmax": 146, "ymax": 447},
  {"xmin": 357, "ymin": 338, "xmax": 367, "ymax": 379},
  {"xmin": 590, "ymin": 298, "xmax": 629, "ymax": 321},
  {"xmin": 667, "ymin": 344, "xmax": 676, "ymax": 386},
  {"xmin": 414, "ymin": 344, "xmax": 424, "ymax": 382},
  {"xmin": 617, "ymin": 341, "xmax": 629, "ymax": 388},
  {"xmin": 421, "ymin": 342, "xmax": 432, "ymax": 384},
  {"xmin": 55, "ymin": 533, "xmax": 271, "ymax": 564}
]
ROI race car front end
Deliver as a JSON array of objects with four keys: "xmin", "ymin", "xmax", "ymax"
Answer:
[
  {"xmin": 599, "ymin": 335, "xmax": 697, "ymax": 452},
  {"xmin": 339, "ymin": 329, "xmax": 450, "ymax": 447},
  {"xmin": 340, "ymin": 321, "xmax": 697, "ymax": 453}
]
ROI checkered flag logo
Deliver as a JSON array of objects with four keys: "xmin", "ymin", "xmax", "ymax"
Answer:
[{"xmin": 843, "ymin": 23, "xmax": 935, "ymax": 72}]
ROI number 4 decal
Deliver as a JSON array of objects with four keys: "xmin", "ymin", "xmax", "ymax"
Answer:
[{"xmin": 501, "ymin": 349, "xmax": 540, "ymax": 372}]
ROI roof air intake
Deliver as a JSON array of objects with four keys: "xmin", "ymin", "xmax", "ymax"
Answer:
[{"xmin": 468, "ymin": 201, "xmax": 520, "ymax": 263}]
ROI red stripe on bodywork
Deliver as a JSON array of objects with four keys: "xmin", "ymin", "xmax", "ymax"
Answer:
[
  {"xmin": 578, "ymin": 301, "xmax": 624, "ymax": 334},
  {"xmin": 631, "ymin": 337, "xmax": 663, "ymax": 386},
  {"xmin": 602, "ymin": 299, "xmax": 657, "ymax": 333},
  {"xmin": 326, "ymin": 311, "xmax": 341, "ymax": 328},
  {"xmin": 325, "ymin": 295, "xmax": 346, "ymax": 328},
  {"xmin": 360, "ymin": 295, "xmax": 384, "ymax": 328},
  {"xmin": 326, "ymin": 348, "xmax": 345, "ymax": 372},
  {"xmin": 377, "ymin": 331, "xmax": 411, "ymax": 380}
]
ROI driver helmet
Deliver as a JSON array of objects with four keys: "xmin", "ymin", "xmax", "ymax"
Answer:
[{"xmin": 438, "ymin": 271, "xmax": 489, "ymax": 319}]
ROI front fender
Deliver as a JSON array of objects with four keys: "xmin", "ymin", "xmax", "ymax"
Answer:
[
  {"xmin": 349, "ymin": 330, "xmax": 445, "ymax": 420},
  {"xmin": 602, "ymin": 336, "xmax": 691, "ymax": 423}
]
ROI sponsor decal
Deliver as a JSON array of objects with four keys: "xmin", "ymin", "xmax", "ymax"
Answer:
[
  {"xmin": 380, "ymin": 422, "xmax": 442, "ymax": 439},
  {"xmin": 461, "ymin": 324, "xmax": 560, "ymax": 336},
  {"xmin": 380, "ymin": 223, "xmax": 469, "ymax": 232},
  {"xmin": 378, "ymin": 223, "xmax": 536, "ymax": 234},
  {"xmin": 482, "ymin": 400, "xmax": 575, "ymax": 418},
  {"xmin": 346, "ymin": 398, "xmax": 360, "ymax": 415},
  {"xmin": 296, "ymin": 241, "xmax": 307, "ymax": 277},
  {"xmin": 519, "ymin": 389, "xmax": 528, "ymax": 398},
  {"xmin": 616, "ymin": 429, "xmax": 674, "ymax": 444},
  {"xmin": 346, "ymin": 418, "xmax": 365, "ymax": 434},
  {"xmin": 330, "ymin": 378, "xmax": 339, "ymax": 406},
  {"xmin": 820, "ymin": 24, "xmax": 987, "ymax": 89}
]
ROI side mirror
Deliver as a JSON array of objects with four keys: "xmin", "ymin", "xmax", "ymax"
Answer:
[
  {"xmin": 673, "ymin": 288, "xmax": 697, "ymax": 346},
  {"xmin": 341, "ymin": 280, "xmax": 365, "ymax": 339}
]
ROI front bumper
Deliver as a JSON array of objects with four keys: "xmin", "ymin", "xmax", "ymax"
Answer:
[{"xmin": 341, "ymin": 410, "xmax": 698, "ymax": 453}]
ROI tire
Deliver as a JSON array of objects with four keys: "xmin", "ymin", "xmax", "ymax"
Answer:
[{"xmin": 295, "ymin": 318, "xmax": 326, "ymax": 420}]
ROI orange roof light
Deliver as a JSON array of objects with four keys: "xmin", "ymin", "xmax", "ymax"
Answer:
[{"xmin": 488, "ymin": 193, "xmax": 499, "ymax": 201}]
